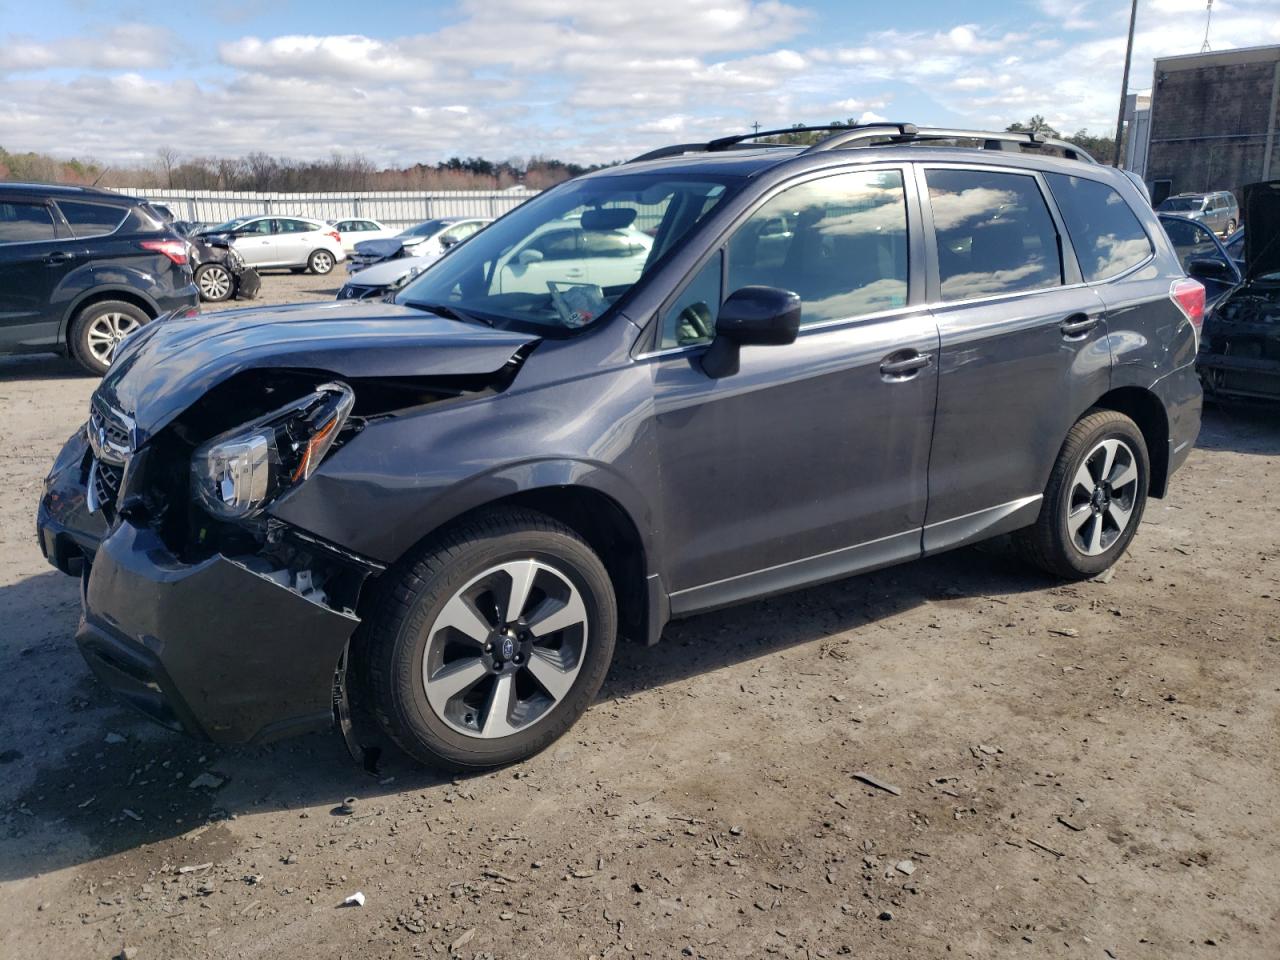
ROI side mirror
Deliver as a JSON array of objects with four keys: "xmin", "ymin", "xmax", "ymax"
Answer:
[
  {"xmin": 516, "ymin": 248, "xmax": 544, "ymax": 266},
  {"xmin": 701, "ymin": 285, "xmax": 801, "ymax": 378},
  {"xmin": 1187, "ymin": 256, "xmax": 1239, "ymax": 285},
  {"xmin": 440, "ymin": 235, "xmax": 461, "ymax": 249}
]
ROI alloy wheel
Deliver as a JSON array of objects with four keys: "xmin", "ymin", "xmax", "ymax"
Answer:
[
  {"xmin": 421, "ymin": 559, "xmax": 588, "ymax": 739},
  {"xmin": 1067, "ymin": 437, "xmax": 1140, "ymax": 556},
  {"xmin": 311, "ymin": 251, "xmax": 334, "ymax": 273},
  {"xmin": 198, "ymin": 265, "xmax": 232, "ymax": 300},
  {"xmin": 85, "ymin": 311, "xmax": 140, "ymax": 366}
]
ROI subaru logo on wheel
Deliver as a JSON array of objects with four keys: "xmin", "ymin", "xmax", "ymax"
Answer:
[{"xmin": 500, "ymin": 637, "xmax": 515, "ymax": 660}]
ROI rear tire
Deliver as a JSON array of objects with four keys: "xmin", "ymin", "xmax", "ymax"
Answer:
[
  {"xmin": 69, "ymin": 300, "xmax": 150, "ymax": 376},
  {"xmin": 1223, "ymin": 218, "xmax": 1237, "ymax": 236},
  {"xmin": 1015, "ymin": 409, "xmax": 1149, "ymax": 579},
  {"xmin": 360, "ymin": 509, "xmax": 617, "ymax": 770},
  {"xmin": 308, "ymin": 249, "xmax": 335, "ymax": 274}
]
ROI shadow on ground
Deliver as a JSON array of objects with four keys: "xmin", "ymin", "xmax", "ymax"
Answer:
[{"xmin": 0, "ymin": 540, "xmax": 1050, "ymax": 884}]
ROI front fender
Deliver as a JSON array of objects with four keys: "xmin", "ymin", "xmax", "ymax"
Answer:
[{"xmin": 266, "ymin": 360, "xmax": 660, "ymax": 569}]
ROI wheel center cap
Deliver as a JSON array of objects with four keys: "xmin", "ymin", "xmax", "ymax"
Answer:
[{"xmin": 500, "ymin": 636, "xmax": 516, "ymax": 661}]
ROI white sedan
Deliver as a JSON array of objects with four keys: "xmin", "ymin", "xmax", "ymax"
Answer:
[
  {"xmin": 329, "ymin": 217, "xmax": 397, "ymax": 252},
  {"xmin": 204, "ymin": 215, "xmax": 347, "ymax": 274}
]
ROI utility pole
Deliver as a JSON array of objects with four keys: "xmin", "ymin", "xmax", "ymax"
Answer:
[
  {"xmin": 1113, "ymin": 0, "xmax": 1139, "ymax": 167},
  {"xmin": 752, "ymin": 121, "xmax": 761, "ymax": 134}
]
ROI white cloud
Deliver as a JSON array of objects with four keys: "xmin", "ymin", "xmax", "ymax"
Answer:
[{"xmin": 3, "ymin": 0, "xmax": 1279, "ymax": 168}]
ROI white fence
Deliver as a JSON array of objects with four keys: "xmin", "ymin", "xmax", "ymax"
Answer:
[{"xmin": 114, "ymin": 188, "xmax": 540, "ymax": 228}]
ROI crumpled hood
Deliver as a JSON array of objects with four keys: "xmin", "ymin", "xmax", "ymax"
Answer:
[
  {"xmin": 347, "ymin": 252, "xmax": 442, "ymax": 287},
  {"xmin": 353, "ymin": 237, "xmax": 416, "ymax": 262},
  {"xmin": 96, "ymin": 300, "xmax": 539, "ymax": 437},
  {"xmin": 1243, "ymin": 180, "xmax": 1280, "ymax": 282}
]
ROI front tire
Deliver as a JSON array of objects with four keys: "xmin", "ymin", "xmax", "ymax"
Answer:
[
  {"xmin": 361, "ymin": 509, "xmax": 617, "ymax": 770},
  {"xmin": 308, "ymin": 249, "xmax": 335, "ymax": 274},
  {"xmin": 69, "ymin": 300, "xmax": 150, "ymax": 376},
  {"xmin": 195, "ymin": 263, "xmax": 233, "ymax": 302},
  {"xmin": 1015, "ymin": 409, "xmax": 1149, "ymax": 579}
]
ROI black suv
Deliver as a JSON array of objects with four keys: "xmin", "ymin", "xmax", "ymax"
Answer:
[
  {"xmin": 38, "ymin": 124, "xmax": 1202, "ymax": 769},
  {"xmin": 0, "ymin": 183, "xmax": 198, "ymax": 375}
]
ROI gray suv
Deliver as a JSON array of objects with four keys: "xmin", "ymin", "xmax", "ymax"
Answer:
[
  {"xmin": 38, "ymin": 124, "xmax": 1203, "ymax": 770},
  {"xmin": 1157, "ymin": 190, "xmax": 1240, "ymax": 236}
]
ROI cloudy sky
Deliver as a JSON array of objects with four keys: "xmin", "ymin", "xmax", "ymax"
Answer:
[{"xmin": 1, "ymin": 0, "xmax": 1277, "ymax": 167}]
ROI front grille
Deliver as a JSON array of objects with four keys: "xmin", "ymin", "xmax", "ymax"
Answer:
[
  {"xmin": 87, "ymin": 400, "xmax": 134, "ymax": 515},
  {"xmin": 91, "ymin": 460, "xmax": 123, "ymax": 512},
  {"xmin": 88, "ymin": 402, "xmax": 133, "ymax": 465}
]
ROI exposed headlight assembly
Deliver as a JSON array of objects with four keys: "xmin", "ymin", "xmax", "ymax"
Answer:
[{"xmin": 191, "ymin": 382, "xmax": 354, "ymax": 520}]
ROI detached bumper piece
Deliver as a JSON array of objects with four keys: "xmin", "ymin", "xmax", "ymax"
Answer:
[{"xmin": 77, "ymin": 522, "xmax": 359, "ymax": 744}]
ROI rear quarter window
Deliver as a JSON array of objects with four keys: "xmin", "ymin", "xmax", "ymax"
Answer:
[
  {"xmin": 56, "ymin": 200, "xmax": 128, "ymax": 238},
  {"xmin": 1045, "ymin": 174, "xmax": 1153, "ymax": 282}
]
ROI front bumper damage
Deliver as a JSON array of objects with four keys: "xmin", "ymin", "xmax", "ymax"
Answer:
[{"xmin": 38, "ymin": 430, "xmax": 369, "ymax": 746}]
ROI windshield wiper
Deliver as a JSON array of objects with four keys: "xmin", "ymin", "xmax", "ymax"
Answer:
[{"xmin": 403, "ymin": 300, "xmax": 494, "ymax": 327}]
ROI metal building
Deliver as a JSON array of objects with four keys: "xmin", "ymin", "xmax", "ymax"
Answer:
[{"xmin": 1142, "ymin": 43, "xmax": 1280, "ymax": 206}]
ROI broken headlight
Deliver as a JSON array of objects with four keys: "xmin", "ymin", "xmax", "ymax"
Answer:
[{"xmin": 191, "ymin": 382, "xmax": 354, "ymax": 520}]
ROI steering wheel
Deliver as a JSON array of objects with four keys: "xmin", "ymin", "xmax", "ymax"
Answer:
[{"xmin": 676, "ymin": 301, "xmax": 714, "ymax": 345}]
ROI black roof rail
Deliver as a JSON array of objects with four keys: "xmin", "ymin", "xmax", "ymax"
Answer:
[{"xmin": 627, "ymin": 122, "xmax": 1097, "ymax": 165}]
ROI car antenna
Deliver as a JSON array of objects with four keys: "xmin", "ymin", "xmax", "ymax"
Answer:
[{"xmin": 91, "ymin": 167, "xmax": 111, "ymax": 187}]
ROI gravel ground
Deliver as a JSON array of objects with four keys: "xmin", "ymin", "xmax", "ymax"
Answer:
[{"xmin": 1, "ymin": 273, "xmax": 1278, "ymax": 958}]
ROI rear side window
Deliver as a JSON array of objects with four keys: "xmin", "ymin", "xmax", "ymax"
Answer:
[
  {"xmin": 926, "ymin": 168, "xmax": 1062, "ymax": 301},
  {"xmin": 0, "ymin": 202, "xmax": 57, "ymax": 244},
  {"xmin": 279, "ymin": 219, "xmax": 315, "ymax": 233},
  {"xmin": 57, "ymin": 200, "xmax": 127, "ymax": 238},
  {"xmin": 1046, "ymin": 173, "xmax": 1153, "ymax": 282}
]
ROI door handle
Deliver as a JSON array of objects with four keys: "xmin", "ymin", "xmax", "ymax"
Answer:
[
  {"xmin": 43, "ymin": 251, "xmax": 73, "ymax": 265},
  {"xmin": 879, "ymin": 349, "xmax": 932, "ymax": 380},
  {"xmin": 1060, "ymin": 313, "xmax": 1100, "ymax": 339}
]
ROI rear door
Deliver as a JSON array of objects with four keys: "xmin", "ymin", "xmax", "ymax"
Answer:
[
  {"xmin": 919, "ymin": 164, "xmax": 1112, "ymax": 552},
  {"xmin": 276, "ymin": 218, "xmax": 319, "ymax": 266},
  {"xmin": 0, "ymin": 196, "xmax": 76, "ymax": 352}
]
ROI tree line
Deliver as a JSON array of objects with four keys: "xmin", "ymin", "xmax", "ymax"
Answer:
[
  {"xmin": 0, "ymin": 117, "xmax": 1119, "ymax": 193},
  {"xmin": 0, "ymin": 146, "xmax": 601, "ymax": 192}
]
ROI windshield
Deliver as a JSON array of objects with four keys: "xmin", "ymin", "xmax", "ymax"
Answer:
[
  {"xmin": 400, "ymin": 219, "xmax": 450, "ymax": 237},
  {"xmin": 1158, "ymin": 197, "xmax": 1203, "ymax": 212},
  {"xmin": 209, "ymin": 216, "xmax": 253, "ymax": 233},
  {"xmin": 396, "ymin": 173, "xmax": 738, "ymax": 333}
]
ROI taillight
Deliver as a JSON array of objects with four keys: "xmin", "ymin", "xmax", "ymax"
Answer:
[
  {"xmin": 1170, "ymin": 278, "xmax": 1205, "ymax": 337},
  {"xmin": 141, "ymin": 239, "xmax": 189, "ymax": 265},
  {"xmin": 326, "ymin": 230, "xmax": 342, "ymax": 244}
]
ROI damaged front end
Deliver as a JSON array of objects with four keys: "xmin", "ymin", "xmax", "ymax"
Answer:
[
  {"xmin": 1199, "ymin": 287, "xmax": 1280, "ymax": 402},
  {"xmin": 39, "ymin": 320, "xmax": 537, "ymax": 745},
  {"xmin": 1199, "ymin": 179, "xmax": 1280, "ymax": 403}
]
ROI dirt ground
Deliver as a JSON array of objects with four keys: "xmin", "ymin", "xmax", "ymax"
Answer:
[{"xmin": 1, "ymin": 271, "xmax": 1278, "ymax": 959}]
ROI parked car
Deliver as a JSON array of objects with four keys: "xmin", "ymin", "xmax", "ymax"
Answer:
[
  {"xmin": 190, "ymin": 233, "xmax": 261, "ymax": 303},
  {"xmin": 336, "ymin": 252, "xmax": 442, "ymax": 300},
  {"xmin": 329, "ymin": 217, "xmax": 396, "ymax": 252},
  {"xmin": 1166, "ymin": 181, "xmax": 1279, "ymax": 403},
  {"xmin": 348, "ymin": 217, "xmax": 490, "ymax": 272},
  {"xmin": 1156, "ymin": 191, "xmax": 1239, "ymax": 236},
  {"xmin": 0, "ymin": 182, "xmax": 199, "ymax": 375},
  {"xmin": 38, "ymin": 123, "xmax": 1202, "ymax": 771},
  {"xmin": 203, "ymin": 215, "xmax": 346, "ymax": 274}
]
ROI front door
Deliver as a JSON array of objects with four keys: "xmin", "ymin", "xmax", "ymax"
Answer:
[
  {"xmin": 232, "ymin": 218, "xmax": 278, "ymax": 266},
  {"xmin": 647, "ymin": 166, "xmax": 939, "ymax": 613}
]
